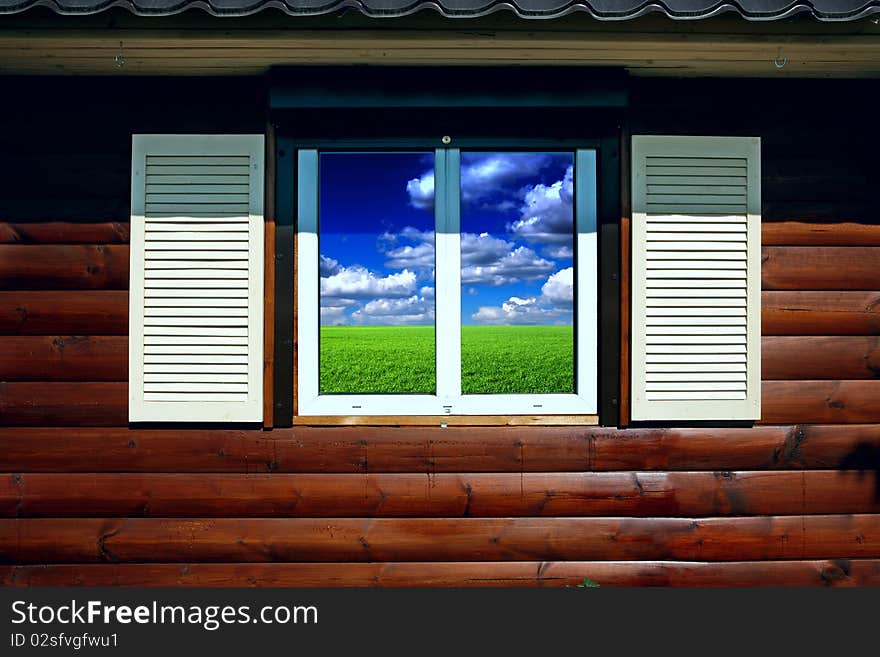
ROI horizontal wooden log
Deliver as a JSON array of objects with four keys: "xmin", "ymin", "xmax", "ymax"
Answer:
[
  {"xmin": 762, "ymin": 222, "xmax": 880, "ymax": 247},
  {"xmin": 3, "ymin": 515, "xmax": 880, "ymax": 563},
  {"xmin": 0, "ymin": 382, "xmax": 127, "ymax": 427},
  {"xmin": 0, "ymin": 245, "xmax": 128, "ymax": 290},
  {"xmin": 0, "ymin": 291, "xmax": 128, "ymax": 335},
  {"xmin": 0, "ymin": 336, "xmax": 127, "ymax": 380},
  {"xmin": 3, "ymin": 560, "xmax": 878, "ymax": 587},
  {"xmin": 2, "ymin": 425, "xmax": 878, "ymax": 473},
  {"xmin": 762, "ymin": 292, "xmax": 880, "ymax": 335},
  {"xmin": 761, "ymin": 381, "xmax": 880, "ymax": 424},
  {"xmin": 5, "ymin": 381, "xmax": 879, "ymax": 426},
  {"xmin": 763, "ymin": 337, "xmax": 880, "ymax": 379},
  {"xmin": 0, "ymin": 222, "xmax": 130, "ymax": 244},
  {"xmin": 762, "ymin": 247, "xmax": 880, "ymax": 291},
  {"xmin": 1, "ymin": 471, "xmax": 876, "ymax": 518}
]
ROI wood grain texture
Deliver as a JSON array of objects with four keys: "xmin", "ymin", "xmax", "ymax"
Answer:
[
  {"xmin": 3, "ymin": 560, "xmax": 878, "ymax": 587},
  {"xmin": 762, "ymin": 292, "xmax": 880, "ymax": 335},
  {"xmin": 763, "ymin": 336, "xmax": 880, "ymax": 379},
  {"xmin": 762, "ymin": 222, "xmax": 880, "ymax": 247},
  {"xmin": 1, "ymin": 425, "xmax": 877, "ymax": 473},
  {"xmin": 3, "ymin": 515, "xmax": 880, "ymax": 563},
  {"xmin": 0, "ymin": 291, "xmax": 128, "ymax": 335},
  {"xmin": 9, "ymin": 381, "xmax": 880, "ymax": 426},
  {"xmin": 619, "ymin": 127, "xmax": 631, "ymax": 427},
  {"xmin": 0, "ymin": 471, "xmax": 876, "ymax": 518},
  {"xmin": 761, "ymin": 381, "xmax": 880, "ymax": 424},
  {"xmin": 0, "ymin": 245, "xmax": 129, "ymax": 290},
  {"xmin": 263, "ymin": 121, "xmax": 276, "ymax": 429},
  {"xmin": 761, "ymin": 247, "xmax": 880, "ymax": 291},
  {"xmin": 0, "ymin": 336, "xmax": 127, "ymax": 380},
  {"xmin": 0, "ymin": 222, "xmax": 130, "ymax": 244},
  {"xmin": 0, "ymin": 382, "xmax": 127, "ymax": 426}
]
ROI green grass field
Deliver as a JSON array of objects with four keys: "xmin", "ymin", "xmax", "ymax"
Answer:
[{"xmin": 319, "ymin": 325, "xmax": 573, "ymax": 394}]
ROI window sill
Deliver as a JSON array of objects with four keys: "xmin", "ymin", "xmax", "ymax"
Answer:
[{"xmin": 292, "ymin": 414, "xmax": 600, "ymax": 426}]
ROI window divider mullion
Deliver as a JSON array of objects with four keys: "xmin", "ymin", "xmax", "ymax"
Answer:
[
  {"xmin": 435, "ymin": 148, "xmax": 462, "ymax": 404},
  {"xmin": 296, "ymin": 149, "xmax": 320, "ymax": 411}
]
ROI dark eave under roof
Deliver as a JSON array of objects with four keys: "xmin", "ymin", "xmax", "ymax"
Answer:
[{"xmin": 0, "ymin": 0, "xmax": 878, "ymax": 20}]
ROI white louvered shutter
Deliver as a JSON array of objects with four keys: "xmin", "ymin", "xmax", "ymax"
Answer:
[
  {"xmin": 631, "ymin": 136, "xmax": 760, "ymax": 421},
  {"xmin": 129, "ymin": 135, "xmax": 264, "ymax": 422}
]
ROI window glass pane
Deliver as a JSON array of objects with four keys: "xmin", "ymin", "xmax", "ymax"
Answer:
[
  {"xmin": 460, "ymin": 152, "xmax": 575, "ymax": 394},
  {"xmin": 319, "ymin": 152, "xmax": 436, "ymax": 394}
]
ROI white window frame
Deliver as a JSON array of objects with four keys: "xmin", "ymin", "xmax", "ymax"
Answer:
[{"xmin": 297, "ymin": 147, "xmax": 598, "ymax": 416}]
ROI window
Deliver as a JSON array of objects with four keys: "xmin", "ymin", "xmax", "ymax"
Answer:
[{"xmin": 297, "ymin": 147, "xmax": 598, "ymax": 416}]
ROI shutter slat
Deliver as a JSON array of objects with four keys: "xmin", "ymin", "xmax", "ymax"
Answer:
[
  {"xmin": 144, "ymin": 231, "xmax": 250, "ymax": 241},
  {"xmin": 646, "ymin": 232, "xmax": 746, "ymax": 242},
  {"xmin": 145, "ymin": 165, "xmax": 250, "ymax": 175},
  {"xmin": 130, "ymin": 135, "xmax": 264, "ymax": 422},
  {"xmin": 145, "ymin": 364, "xmax": 249, "ymax": 373},
  {"xmin": 144, "ymin": 354, "xmax": 249, "ymax": 363},
  {"xmin": 146, "ymin": 186, "xmax": 251, "ymax": 195},
  {"xmin": 145, "ymin": 223, "xmax": 250, "ymax": 232},
  {"xmin": 144, "ymin": 373, "xmax": 249, "ymax": 384},
  {"xmin": 646, "ymin": 186, "xmax": 746, "ymax": 196},
  {"xmin": 646, "ymin": 354, "xmax": 747, "ymax": 362},
  {"xmin": 145, "ymin": 307, "xmax": 249, "ymax": 317},
  {"xmin": 647, "ymin": 176, "xmax": 746, "ymax": 186},
  {"xmin": 143, "ymin": 326, "xmax": 248, "ymax": 337},
  {"xmin": 145, "ymin": 393, "xmax": 249, "ymax": 402},
  {"xmin": 647, "ymin": 391, "xmax": 747, "ymax": 401},
  {"xmin": 647, "ymin": 316, "xmax": 747, "ymax": 325},
  {"xmin": 645, "ymin": 307, "xmax": 746, "ymax": 316},
  {"xmin": 645, "ymin": 344, "xmax": 747, "ymax": 353},
  {"xmin": 146, "ymin": 175, "xmax": 249, "ymax": 185},
  {"xmin": 145, "ymin": 260, "xmax": 249, "ymax": 270},
  {"xmin": 144, "ymin": 241, "xmax": 249, "ymax": 251},
  {"xmin": 646, "ymin": 374, "xmax": 746, "ymax": 383},
  {"xmin": 146, "ymin": 270, "xmax": 249, "ymax": 280},
  {"xmin": 646, "ymin": 251, "xmax": 747, "ymax": 260},
  {"xmin": 145, "ymin": 250, "xmax": 252, "ymax": 260},
  {"xmin": 144, "ymin": 336, "xmax": 249, "ymax": 346},
  {"xmin": 647, "ymin": 363, "xmax": 746, "ymax": 372},
  {"xmin": 632, "ymin": 136, "xmax": 760, "ymax": 421},
  {"xmin": 144, "ymin": 298, "xmax": 248, "ymax": 307}
]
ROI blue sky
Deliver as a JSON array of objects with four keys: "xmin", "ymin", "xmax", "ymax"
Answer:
[{"xmin": 319, "ymin": 151, "xmax": 576, "ymax": 326}]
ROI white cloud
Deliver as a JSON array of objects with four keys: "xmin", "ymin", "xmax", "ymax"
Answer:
[
  {"xmin": 351, "ymin": 293, "xmax": 435, "ymax": 326},
  {"xmin": 460, "ymin": 153, "xmax": 554, "ymax": 204},
  {"xmin": 379, "ymin": 226, "xmax": 435, "ymax": 271},
  {"xmin": 321, "ymin": 265, "xmax": 417, "ymax": 300},
  {"xmin": 384, "ymin": 241, "xmax": 435, "ymax": 270},
  {"xmin": 471, "ymin": 296, "xmax": 570, "ymax": 325},
  {"xmin": 461, "ymin": 232, "xmax": 514, "ymax": 266},
  {"xmin": 320, "ymin": 305, "xmax": 348, "ymax": 326},
  {"xmin": 543, "ymin": 245, "xmax": 573, "ymax": 259},
  {"xmin": 508, "ymin": 165, "xmax": 574, "ymax": 245},
  {"xmin": 471, "ymin": 268, "xmax": 574, "ymax": 325},
  {"xmin": 406, "ymin": 153, "xmax": 555, "ymax": 209},
  {"xmin": 319, "ymin": 255, "xmax": 341, "ymax": 277},
  {"xmin": 541, "ymin": 267, "xmax": 573, "ymax": 305},
  {"xmin": 462, "ymin": 245, "xmax": 555, "ymax": 287},
  {"xmin": 406, "ymin": 171, "xmax": 435, "ymax": 210}
]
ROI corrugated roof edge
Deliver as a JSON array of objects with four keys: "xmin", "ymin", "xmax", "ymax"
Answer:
[{"xmin": 0, "ymin": 0, "xmax": 878, "ymax": 21}]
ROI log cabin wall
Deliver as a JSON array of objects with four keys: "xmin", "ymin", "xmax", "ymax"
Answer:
[{"xmin": 1, "ymin": 76, "xmax": 880, "ymax": 586}]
